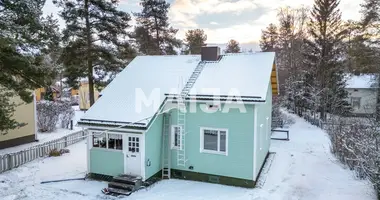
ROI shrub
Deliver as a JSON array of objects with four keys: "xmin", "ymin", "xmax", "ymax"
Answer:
[
  {"xmin": 48, "ymin": 149, "xmax": 62, "ymax": 157},
  {"xmin": 37, "ymin": 101, "xmax": 74, "ymax": 133},
  {"xmin": 57, "ymin": 101, "xmax": 75, "ymax": 129},
  {"xmin": 325, "ymin": 119, "xmax": 380, "ymax": 198}
]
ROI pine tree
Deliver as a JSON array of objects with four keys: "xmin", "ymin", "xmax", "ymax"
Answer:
[
  {"xmin": 260, "ymin": 23, "xmax": 279, "ymax": 52},
  {"xmin": 0, "ymin": 0, "xmax": 58, "ymax": 134},
  {"xmin": 184, "ymin": 29, "xmax": 207, "ymax": 54},
  {"xmin": 133, "ymin": 0, "xmax": 182, "ymax": 55},
  {"xmin": 130, "ymin": 25, "xmax": 156, "ymax": 55},
  {"xmin": 225, "ymin": 39, "xmax": 241, "ymax": 53},
  {"xmin": 0, "ymin": 88, "xmax": 17, "ymax": 134},
  {"xmin": 304, "ymin": 0, "xmax": 349, "ymax": 119},
  {"xmin": 54, "ymin": 0, "xmax": 133, "ymax": 106}
]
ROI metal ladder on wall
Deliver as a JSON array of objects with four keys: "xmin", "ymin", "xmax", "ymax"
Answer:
[
  {"xmin": 161, "ymin": 113, "xmax": 171, "ymax": 179},
  {"xmin": 176, "ymin": 61, "xmax": 207, "ymax": 167}
]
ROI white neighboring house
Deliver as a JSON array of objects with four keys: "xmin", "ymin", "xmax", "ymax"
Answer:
[{"xmin": 345, "ymin": 74, "xmax": 378, "ymax": 116}]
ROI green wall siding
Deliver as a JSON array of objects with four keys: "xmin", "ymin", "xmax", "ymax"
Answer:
[
  {"xmin": 169, "ymin": 103, "xmax": 255, "ymax": 180},
  {"xmin": 143, "ymin": 86, "xmax": 273, "ymax": 181},
  {"xmin": 90, "ymin": 148, "xmax": 124, "ymax": 176},
  {"xmin": 144, "ymin": 114, "xmax": 163, "ymax": 179},
  {"xmin": 254, "ymin": 82, "xmax": 272, "ymax": 179}
]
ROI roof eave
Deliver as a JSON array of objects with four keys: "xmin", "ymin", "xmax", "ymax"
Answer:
[{"xmin": 77, "ymin": 120, "xmax": 148, "ymax": 130}]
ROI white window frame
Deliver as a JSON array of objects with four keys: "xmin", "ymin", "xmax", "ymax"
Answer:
[
  {"xmin": 171, "ymin": 125, "xmax": 182, "ymax": 149},
  {"xmin": 200, "ymin": 127, "xmax": 228, "ymax": 156}
]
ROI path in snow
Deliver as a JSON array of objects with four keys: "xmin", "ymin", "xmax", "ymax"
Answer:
[{"xmin": 0, "ymin": 113, "xmax": 376, "ymax": 200}]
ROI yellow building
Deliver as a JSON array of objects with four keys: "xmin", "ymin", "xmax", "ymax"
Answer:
[
  {"xmin": 35, "ymin": 87, "xmax": 60, "ymax": 101},
  {"xmin": 0, "ymin": 93, "xmax": 36, "ymax": 149},
  {"xmin": 79, "ymin": 82, "xmax": 100, "ymax": 110}
]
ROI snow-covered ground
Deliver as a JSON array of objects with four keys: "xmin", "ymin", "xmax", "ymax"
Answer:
[
  {"xmin": 0, "ymin": 113, "xmax": 376, "ymax": 200},
  {"xmin": 0, "ymin": 107, "xmax": 85, "ymax": 155}
]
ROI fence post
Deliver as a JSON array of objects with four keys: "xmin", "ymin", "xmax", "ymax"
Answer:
[{"xmin": 8, "ymin": 155, "xmax": 12, "ymax": 170}]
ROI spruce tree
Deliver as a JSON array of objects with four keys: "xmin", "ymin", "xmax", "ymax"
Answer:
[
  {"xmin": 225, "ymin": 39, "xmax": 241, "ymax": 53},
  {"xmin": 184, "ymin": 29, "xmax": 207, "ymax": 54},
  {"xmin": 260, "ymin": 23, "xmax": 279, "ymax": 52},
  {"xmin": 53, "ymin": 0, "xmax": 133, "ymax": 106},
  {"xmin": 0, "ymin": 0, "xmax": 58, "ymax": 134},
  {"xmin": 133, "ymin": 0, "xmax": 182, "ymax": 55},
  {"xmin": 304, "ymin": 0, "xmax": 349, "ymax": 119}
]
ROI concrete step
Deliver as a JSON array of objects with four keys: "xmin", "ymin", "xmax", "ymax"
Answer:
[
  {"xmin": 112, "ymin": 175, "xmax": 140, "ymax": 185},
  {"xmin": 107, "ymin": 187, "xmax": 132, "ymax": 196},
  {"xmin": 108, "ymin": 182, "xmax": 134, "ymax": 191}
]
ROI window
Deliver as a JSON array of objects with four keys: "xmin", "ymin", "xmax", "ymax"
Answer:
[
  {"xmin": 128, "ymin": 136, "xmax": 140, "ymax": 153},
  {"xmin": 93, "ymin": 132, "xmax": 106, "ymax": 148},
  {"xmin": 92, "ymin": 132, "xmax": 123, "ymax": 151},
  {"xmin": 108, "ymin": 134, "xmax": 123, "ymax": 150},
  {"xmin": 200, "ymin": 128, "xmax": 228, "ymax": 155},
  {"xmin": 171, "ymin": 126, "xmax": 182, "ymax": 149},
  {"xmin": 351, "ymin": 97, "xmax": 361, "ymax": 109}
]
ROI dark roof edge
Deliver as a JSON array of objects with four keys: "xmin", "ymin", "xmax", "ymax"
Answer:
[{"xmin": 164, "ymin": 93, "xmax": 263, "ymax": 99}]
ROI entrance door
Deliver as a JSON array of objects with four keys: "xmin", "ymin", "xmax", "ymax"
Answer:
[{"xmin": 125, "ymin": 135, "xmax": 141, "ymax": 176}]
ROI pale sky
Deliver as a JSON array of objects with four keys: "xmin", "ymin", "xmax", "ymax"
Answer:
[{"xmin": 43, "ymin": 0, "xmax": 363, "ymax": 50}]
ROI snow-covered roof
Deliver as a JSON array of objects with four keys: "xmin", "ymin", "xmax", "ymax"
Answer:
[
  {"xmin": 79, "ymin": 52, "xmax": 275, "ymax": 128},
  {"xmin": 188, "ymin": 52, "xmax": 275, "ymax": 100},
  {"xmin": 345, "ymin": 74, "xmax": 377, "ymax": 89},
  {"xmin": 80, "ymin": 55, "xmax": 200, "ymax": 126}
]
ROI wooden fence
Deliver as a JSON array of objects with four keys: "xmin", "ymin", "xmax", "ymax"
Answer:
[{"xmin": 0, "ymin": 130, "xmax": 88, "ymax": 174}]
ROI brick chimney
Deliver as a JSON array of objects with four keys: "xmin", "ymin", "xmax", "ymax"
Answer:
[{"xmin": 201, "ymin": 46, "xmax": 220, "ymax": 61}]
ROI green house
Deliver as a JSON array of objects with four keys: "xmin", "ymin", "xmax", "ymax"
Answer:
[{"xmin": 78, "ymin": 47, "xmax": 278, "ymax": 188}]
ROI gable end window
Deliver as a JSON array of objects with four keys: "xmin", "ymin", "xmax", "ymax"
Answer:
[{"xmin": 200, "ymin": 128, "xmax": 228, "ymax": 155}]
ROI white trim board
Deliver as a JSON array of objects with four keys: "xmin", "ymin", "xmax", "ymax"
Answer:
[
  {"xmin": 87, "ymin": 129, "xmax": 91, "ymax": 173},
  {"xmin": 140, "ymin": 131, "xmax": 146, "ymax": 181},
  {"xmin": 253, "ymin": 105, "xmax": 258, "ymax": 181}
]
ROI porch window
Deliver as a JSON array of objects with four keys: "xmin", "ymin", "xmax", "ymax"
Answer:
[
  {"xmin": 171, "ymin": 125, "xmax": 182, "ymax": 149},
  {"xmin": 93, "ymin": 132, "xmax": 106, "ymax": 148},
  {"xmin": 200, "ymin": 128, "xmax": 228, "ymax": 155},
  {"xmin": 108, "ymin": 133, "xmax": 123, "ymax": 150}
]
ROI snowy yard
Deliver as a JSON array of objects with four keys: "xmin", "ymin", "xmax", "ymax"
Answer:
[
  {"xmin": 0, "ymin": 113, "xmax": 376, "ymax": 200},
  {"xmin": 0, "ymin": 107, "xmax": 85, "ymax": 155}
]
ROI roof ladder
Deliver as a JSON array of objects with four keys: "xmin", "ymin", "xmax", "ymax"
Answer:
[
  {"xmin": 176, "ymin": 61, "xmax": 207, "ymax": 167},
  {"xmin": 161, "ymin": 113, "xmax": 171, "ymax": 179}
]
